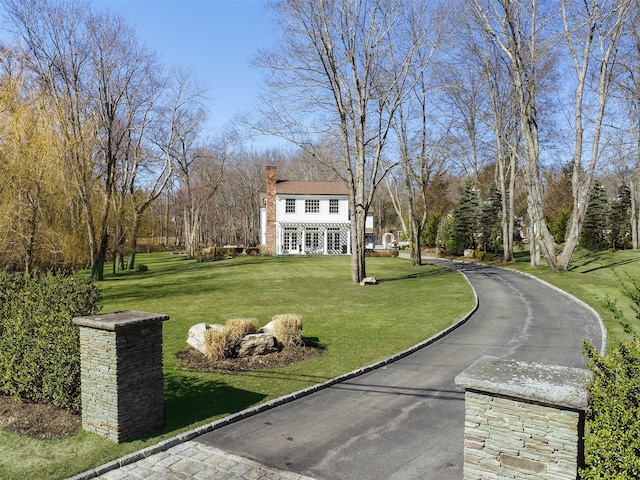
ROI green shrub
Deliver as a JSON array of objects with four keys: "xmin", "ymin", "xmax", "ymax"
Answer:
[
  {"xmin": 197, "ymin": 247, "xmax": 242, "ymax": 262},
  {"xmin": 581, "ymin": 279, "xmax": 640, "ymax": 479},
  {"xmin": 365, "ymin": 249, "xmax": 390, "ymax": 257},
  {"xmin": 135, "ymin": 263, "xmax": 148, "ymax": 272},
  {"xmin": 444, "ymin": 240, "xmax": 457, "ymax": 255},
  {"xmin": 582, "ymin": 340, "xmax": 640, "ymax": 479},
  {"xmin": 422, "ymin": 213, "xmax": 442, "ymax": 247},
  {"xmin": 474, "ymin": 251, "xmax": 495, "ymax": 262},
  {"xmin": 0, "ymin": 272, "xmax": 101, "ymax": 411}
]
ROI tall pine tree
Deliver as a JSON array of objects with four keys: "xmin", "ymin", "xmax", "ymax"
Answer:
[
  {"xmin": 478, "ymin": 185, "xmax": 502, "ymax": 253},
  {"xmin": 580, "ymin": 182, "xmax": 610, "ymax": 251},
  {"xmin": 608, "ymin": 185, "xmax": 631, "ymax": 250},
  {"xmin": 451, "ymin": 180, "xmax": 480, "ymax": 255}
]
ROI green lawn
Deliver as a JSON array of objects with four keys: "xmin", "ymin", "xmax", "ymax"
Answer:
[
  {"xmin": 507, "ymin": 248, "xmax": 640, "ymax": 349},
  {"xmin": 0, "ymin": 253, "xmax": 475, "ymax": 480}
]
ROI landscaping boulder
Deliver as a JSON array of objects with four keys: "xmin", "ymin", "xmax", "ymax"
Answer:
[
  {"xmin": 360, "ymin": 276, "xmax": 377, "ymax": 286},
  {"xmin": 187, "ymin": 323, "xmax": 222, "ymax": 355},
  {"xmin": 464, "ymin": 249, "xmax": 475, "ymax": 258},
  {"xmin": 259, "ymin": 320, "xmax": 276, "ymax": 337},
  {"xmin": 234, "ymin": 333, "xmax": 278, "ymax": 357}
]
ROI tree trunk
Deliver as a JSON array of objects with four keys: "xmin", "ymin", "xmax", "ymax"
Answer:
[
  {"xmin": 497, "ymin": 151, "xmax": 515, "ymax": 262},
  {"xmin": 127, "ymin": 212, "xmax": 142, "ymax": 270},
  {"xmin": 350, "ymin": 205, "xmax": 367, "ymax": 283},
  {"xmin": 507, "ymin": 156, "xmax": 516, "ymax": 261},
  {"xmin": 409, "ymin": 222, "xmax": 423, "ymax": 266},
  {"xmin": 184, "ymin": 204, "xmax": 201, "ymax": 257},
  {"xmin": 113, "ymin": 221, "xmax": 126, "ymax": 272},
  {"xmin": 631, "ymin": 175, "xmax": 639, "ymax": 249}
]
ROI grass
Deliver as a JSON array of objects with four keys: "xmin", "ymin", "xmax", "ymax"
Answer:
[
  {"xmin": 506, "ymin": 247, "xmax": 640, "ymax": 349},
  {"xmin": 0, "ymin": 253, "xmax": 474, "ymax": 480}
]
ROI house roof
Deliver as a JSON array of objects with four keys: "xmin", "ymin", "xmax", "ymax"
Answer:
[{"xmin": 275, "ymin": 180, "xmax": 348, "ymax": 196}]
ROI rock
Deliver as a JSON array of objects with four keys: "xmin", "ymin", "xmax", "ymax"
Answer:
[
  {"xmin": 259, "ymin": 320, "xmax": 276, "ymax": 337},
  {"xmin": 360, "ymin": 276, "xmax": 377, "ymax": 286},
  {"xmin": 234, "ymin": 333, "xmax": 279, "ymax": 357},
  {"xmin": 464, "ymin": 249, "xmax": 475, "ymax": 258},
  {"xmin": 187, "ymin": 323, "xmax": 222, "ymax": 355}
]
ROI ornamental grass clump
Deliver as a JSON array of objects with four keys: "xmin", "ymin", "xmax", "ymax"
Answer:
[
  {"xmin": 203, "ymin": 327, "xmax": 229, "ymax": 361},
  {"xmin": 226, "ymin": 318, "xmax": 259, "ymax": 340},
  {"xmin": 204, "ymin": 318, "xmax": 258, "ymax": 360},
  {"xmin": 271, "ymin": 313, "xmax": 303, "ymax": 348}
]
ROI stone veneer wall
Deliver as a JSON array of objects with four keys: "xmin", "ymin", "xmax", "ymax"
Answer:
[
  {"xmin": 455, "ymin": 356, "xmax": 591, "ymax": 480},
  {"xmin": 463, "ymin": 390, "xmax": 583, "ymax": 479},
  {"xmin": 73, "ymin": 310, "xmax": 169, "ymax": 443}
]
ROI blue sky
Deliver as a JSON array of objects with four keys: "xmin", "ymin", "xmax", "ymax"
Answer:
[{"xmin": 92, "ymin": 0, "xmax": 279, "ymax": 145}]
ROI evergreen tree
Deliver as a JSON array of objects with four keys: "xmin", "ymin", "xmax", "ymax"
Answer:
[
  {"xmin": 549, "ymin": 209, "xmax": 571, "ymax": 244},
  {"xmin": 580, "ymin": 182, "xmax": 610, "ymax": 251},
  {"xmin": 451, "ymin": 180, "xmax": 480, "ymax": 255},
  {"xmin": 478, "ymin": 185, "xmax": 502, "ymax": 253},
  {"xmin": 608, "ymin": 185, "xmax": 631, "ymax": 250},
  {"xmin": 421, "ymin": 212, "xmax": 442, "ymax": 248}
]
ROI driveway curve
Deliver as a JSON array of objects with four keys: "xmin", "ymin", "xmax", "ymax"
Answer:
[{"xmin": 196, "ymin": 260, "xmax": 604, "ymax": 480}]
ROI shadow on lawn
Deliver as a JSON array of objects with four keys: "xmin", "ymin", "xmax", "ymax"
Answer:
[
  {"xmin": 568, "ymin": 252, "xmax": 640, "ymax": 273},
  {"xmin": 160, "ymin": 371, "xmax": 267, "ymax": 433},
  {"xmin": 377, "ymin": 266, "xmax": 450, "ymax": 283}
]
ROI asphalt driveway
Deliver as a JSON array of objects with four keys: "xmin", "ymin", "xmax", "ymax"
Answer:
[{"xmin": 196, "ymin": 260, "xmax": 604, "ymax": 480}]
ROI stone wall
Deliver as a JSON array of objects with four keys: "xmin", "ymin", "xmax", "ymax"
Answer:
[
  {"xmin": 455, "ymin": 356, "xmax": 591, "ymax": 480},
  {"xmin": 73, "ymin": 310, "xmax": 169, "ymax": 443}
]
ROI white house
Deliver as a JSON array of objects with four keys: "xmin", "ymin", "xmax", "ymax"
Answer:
[{"xmin": 260, "ymin": 165, "xmax": 374, "ymax": 255}]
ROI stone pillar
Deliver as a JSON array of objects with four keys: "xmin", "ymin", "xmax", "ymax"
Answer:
[
  {"xmin": 72, "ymin": 310, "xmax": 169, "ymax": 443},
  {"xmin": 455, "ymin": 356, "xmax": 591, "ymax": 480},
  {"xmin": 266, "ymin": 165, "xmax": 277, "ymax": 255}
]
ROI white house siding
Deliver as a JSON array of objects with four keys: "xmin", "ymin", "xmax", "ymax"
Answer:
[
  {"xmin": 275, "ymin": 195, "xmax": 350, "ymax": 255},
  {"xmin": 260, "ymin": 165, "xmax": 374, "ymax": 255}
]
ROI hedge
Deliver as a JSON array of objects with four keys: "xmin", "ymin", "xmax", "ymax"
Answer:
[
  {"xmin": 581, "ymin": 279, "xmax": 640, "ymax": 479},
  {"xmin": 0, "ymin": 272, "xmax": 101, "ymax": 411}
]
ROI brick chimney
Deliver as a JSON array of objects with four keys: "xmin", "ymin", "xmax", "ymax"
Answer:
[{"xmin": 265, "ymin": 165, "xmax": 277, "ymax": 254}]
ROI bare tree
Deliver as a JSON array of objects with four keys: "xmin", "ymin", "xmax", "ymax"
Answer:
[
  {"xmin": 121, "ymin": 72, "xmax": 175, "ymax": 271},
  {"xmin": 3, "ymin": 0, "xmax": 174, "ymax": 279},
  {"xmin": 612, "ymin": 5, "xmax": 640, "ymax": 249},
  {"xmin": 382, "ymin": 2, "xmax": 450, "ymax": 266},
  {"xmin": 4, "ymin": 0, "xmax": 100, "ymax": 274},
  {"xmin": 257, "ymin": 0, "xmax": 426, "ymax": 282},
  {"xmin": 438, "ymin": 56, "xmax": 492, "ymax": 182},
  {"xmin": 470, "ymin": 0, "xmax": 631, "ymax": 269},
  {"xmin": 556, "ymin": 0, "xmax": 633, "ymax": 268},
  {"xmin": 480, "ymin": 44, "xmax": 520, "ymax": 261},
  {"xmin": 160, "ymin": 71, "xmax": 228, "ymax": 256},
  {"xmin": 470, "ymin": 0, "xmax": 559, "ymax": 267}
]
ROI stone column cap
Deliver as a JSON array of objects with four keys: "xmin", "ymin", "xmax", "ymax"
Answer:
[
  {"xmin": 72, "ymin": 310, "xmax": 169, "ymax": 331},
  {"xmin": 455, "ymin": 355, "xmax": 592, "ymax": 410}
]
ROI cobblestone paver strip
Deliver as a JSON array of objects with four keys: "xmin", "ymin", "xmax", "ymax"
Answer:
[{"xmin": 93, "ymin": 441, "xmax": 315, "ymax": 480}]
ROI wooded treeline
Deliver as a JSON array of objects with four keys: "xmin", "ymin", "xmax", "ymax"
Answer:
[{"xmin": 1, "ymin": 0, "xmax": 639, "ymax": 280}]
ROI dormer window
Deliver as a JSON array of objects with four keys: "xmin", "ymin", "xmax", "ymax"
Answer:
[
  {"xmin": 305, "ymin": 199, "xmax": 320, "ymax": 214},
  {"xmin": 285, "ymin": 198, "xmax": 296, "ymax": 213}
]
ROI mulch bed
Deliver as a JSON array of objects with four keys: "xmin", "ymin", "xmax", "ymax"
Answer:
[
  {"xmin": 0, "ymin": 395, "xmax": 81, "ymax": 439},
  {"xmin": 178, "ymin": 345, "xmax": 320, "ymax": 373}
]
